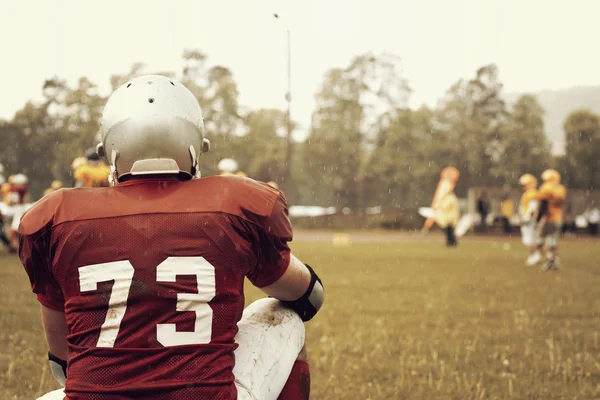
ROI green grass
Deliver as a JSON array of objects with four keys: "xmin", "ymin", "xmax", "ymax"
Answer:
[{"xmin": 2, "ymin": 234, "xmax": 600, "ymax": 399}]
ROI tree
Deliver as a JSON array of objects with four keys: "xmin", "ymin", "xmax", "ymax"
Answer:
[
  {"xmin": 55, "ymin": 77, "xmax": 106, "ymax": 178},
  {"xmin": 304, "ymin": 53, "xmax": 410, "ymax": 208},
  {"xmin": 6, "ymin": 102, "xmax": 61, "ymax": 197},
  {"xmin": 238, "ymin": 109, "xmax": 287, "ymax": 182},
  {"xmin": 436, "ymin": 64, "xmax": 509, "ymax": 191},
  {"xmin": 563, "ymin": 109, "xmax": 600, "ymax": 189},
  {"xmin": 199, "ymin": 66, "xmax": 243, "ymax": 175},
  {"xmin": 365, "ymin": 106, "xmax": 437, "ymax": 208},
  {"xmin": 110, "ymin": 62, "xmax": 146, "ymax": 91},
  {"xmin": 304, "ymin": 67, "xmax": 363, "ymax": 207},
  {"xmin": 503, "ymin": 94, "xmax": 552, "ymax": 180}
]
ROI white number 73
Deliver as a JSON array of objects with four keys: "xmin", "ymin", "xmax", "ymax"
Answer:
[{"xmin": 78, "ymin": 256, "xmax": 215, "ymax": 348}]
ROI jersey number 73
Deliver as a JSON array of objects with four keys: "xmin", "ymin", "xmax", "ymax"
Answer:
[{"xmin": 78, "ymin": 256, "xmax": 216, "ymax": 347}]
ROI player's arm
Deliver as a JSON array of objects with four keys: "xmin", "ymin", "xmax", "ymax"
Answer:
[
  {"xmin": 260, "ymin": 255, "xmax": 310, "ymax": 300},
  {"xmin": 41, "ymin": 304, "xmax": 69, "ymax": 385},
  {"xmin": 260, "ymin": 254, "xmax": 324, "ymax": 322},
  {"xmin": 18, "ymin": 192, "xmax": 68, "ymax": 385},
  {"xmin": 523, "ymin": 200, "xmax": 539, "ymax": 223},
  {"xmin": 249, "ymin": 189, "xmax": 324, "ymax": 322}
]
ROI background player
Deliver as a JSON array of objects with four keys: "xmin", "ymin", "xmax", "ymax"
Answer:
[
  {"xmin": 435, "ymin": 186, "xmax": 460, "ymax": 247},
  {"xmin": 4, "ymin": 173, "xmax": 30, "ymax": 252},
  {"xmin": 0, "ymin": 173, "xmax": 10, "ymax": 251},
  {"xmin": 71, "ymin": 157, "xmax": 87, "ymax": 187},
  {"xmin": 20, "ymin": 75, "xmax": 323, "ymax": 400},
  {"xmin": 217, "ymin": 157, "xmax": 239, "ymax": 176},
  {"xmin": 73, "ymin": 148, "xmax": 111, "ymax": 187},
  {"xmin": 518, "ymin": 174, "xmax": 541, "ymax": 266},
  {"xmin": 536, "ymin": 169, "xmax": 567, "ymax": 271},
  {"xmin": 44, "ymin": 180, "xmax": 64, "ymax": 196},
  {"xmin": 423, "ymin": 166, "xmax": 461, "ymax": 245}
]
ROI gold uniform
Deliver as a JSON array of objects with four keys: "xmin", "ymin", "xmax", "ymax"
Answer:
[
  {"xmin": 538, "ymin": 182, "xmax": 567, "ymax": 223},
  {"xmin": 536, "ymin": 182, "xmax": 567, "ymax": 245},
  {"xmin": 74, "ymin": 163, "xmax": 111, "ymax": 188},
  {"xmin": 520, "ymin": 188, "xmax": 538, "ymax": 219},
  {"xmin": 1, "ymin": 182, "xmax": 10, "ymax": 203},
  {"xmin": 435, "ymin": 192, "xmax": 460, "ymax": 228}
]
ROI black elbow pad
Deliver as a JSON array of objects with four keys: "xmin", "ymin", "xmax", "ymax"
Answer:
[{"xmin": 282, "ymin": 264, "xmax": 324, "ymax": 322}]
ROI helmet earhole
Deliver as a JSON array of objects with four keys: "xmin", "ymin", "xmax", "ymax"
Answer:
[
  {"xmin": 148, "ymin": 98, "xmax": 155, "ymax": 104},
  {"xmin": 126, "ymin": 83, "xmax": 132, "ymax": 88},
  {"xmin": 170, "ymin": 81, "xmax": 175, "ymax": 86}
]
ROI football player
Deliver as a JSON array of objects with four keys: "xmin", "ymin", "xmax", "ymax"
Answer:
[
  {"xmin": 0, "ymin": 174, "xmax": 10, "ymax": 251},
  {"xmin": 44, "ymin": 180, "xmax": 64, "ymax": 196},
  {"xmin": 218, "ymin": 158, "xmax": 239, "ymax": 176},
  {"xmin": 73, "ymin": 149, "xmax": 111, "ymax": 187},
  {"xmin": 3, "ymin": 173, "xmax": 31, "ymax": 252},
  {"xmin": 536, "ymin": 169, "xmax": 567, "ymax": 271},
  {"xmin": 1, "ymin": 174, "xmax": 14, "ymax": 203},
  {"xmin": 71, "ymin": 157, "xmax": 87, "ymax": 187},
  {"xmin": 518, "ymin": 174, "xmax": 541, "ymax": 265},
  {"xmin": 20, "ymin": 75, "xmax": 323, "ymax": 400}
]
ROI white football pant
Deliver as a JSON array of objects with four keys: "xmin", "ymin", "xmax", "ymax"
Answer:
[{"xmin": 520, "ymin": 223, "xmax": 536, "ymax": 247}]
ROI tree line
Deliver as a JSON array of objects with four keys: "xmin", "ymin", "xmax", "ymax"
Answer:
[{"xmin": 0, "ymin": 50, "xmax": 598, "ymax": 210}]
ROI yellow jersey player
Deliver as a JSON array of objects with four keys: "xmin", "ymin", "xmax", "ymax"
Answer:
[
  {"xmin": 73, "ymin": 149, "xmax": 111, "ymax": 188},
  {"xmin": 536, "ymin": 169, "xmax": 567, "ymax": 271},
  {"xmin": 43, "ymin": 180, "xmax": 64, "ymax": 196},
  {"xmin": 435, "ymin": 189, "xmax": 460, "ymax": 247},
  {"xmin": 71, "ymin": 156, "xmax": 87, "ymax": 187},
  {"xmin": 2, "ymin": 175, "xmax": 15, "ymax": 204},
  {"xmin": 519, "ymin": 174, "xmax": 541, "ymax": 265},
  {"xmin": 0, "ymin": 173, "xmax": 9, "ymax": 251}
]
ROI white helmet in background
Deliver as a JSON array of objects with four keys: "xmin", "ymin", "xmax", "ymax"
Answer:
[
  {"xmin": 97, "ymin": 75, "xmax": 210, "ymax": 184},
  {"xmin": 12, "ymin": 173, "xmax": 28, "ymax": 185},
  {"xmin": 218, "ymin": 158, "xmax": 239, "ymax": 174}
]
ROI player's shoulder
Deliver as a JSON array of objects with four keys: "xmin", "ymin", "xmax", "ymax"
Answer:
[
  {"xmin": 19, "ymin": 189, "xmax": 65, "ymax": 235},
  {"xmin": 195, "ymin": 176, "xmax": 285, "ymax": 219},
  {"xmin": 539, "ymin": 183, "xmax": 553, "ymax": 195},
  {"xmin": 553, "ymin": 184, "xmax": 567, "ymax": 196},
  {"xmin": 524, "ymin": 188, "xmax": 537, "ymax": 198}
]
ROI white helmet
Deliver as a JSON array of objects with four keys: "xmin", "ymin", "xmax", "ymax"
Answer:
[
  {"xmin": 97, "ymin": 75, "xmax": 210, "ymax": 184},
  {"xmin": 12, "ymin": 173, "xmax": 28, "ymax": 185},
  {"xmin": 217, "ymin": 158, "xmax": 239, "ymax": 173}
]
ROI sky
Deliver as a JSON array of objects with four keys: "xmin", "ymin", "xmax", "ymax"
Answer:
[{"xmin": 1, "ymin": 0, "xmax": 600, "ymax": 142}]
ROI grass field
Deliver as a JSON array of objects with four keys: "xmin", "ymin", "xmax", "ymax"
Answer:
[{"xmin": 2, "ymin": 232, "xmax": 600, "ymax": 399}]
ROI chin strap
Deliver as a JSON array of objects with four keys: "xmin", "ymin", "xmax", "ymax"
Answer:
[
  {"xmin": 108, "ymin": 149, "xmax": 119, "ymax": 186},
  {"xmin": 189, "ymin": 145, "xmax": 200, "ymax": 179}
]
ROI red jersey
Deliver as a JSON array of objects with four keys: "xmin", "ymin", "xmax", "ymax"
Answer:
[{"xmin": 18, "ymin": 176, "xmax": 293, "ymax": 400}]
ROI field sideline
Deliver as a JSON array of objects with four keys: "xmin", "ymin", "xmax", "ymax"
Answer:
[{"xmin": 1, "ymin": 232, "xmax": 600, "ymax": 399}]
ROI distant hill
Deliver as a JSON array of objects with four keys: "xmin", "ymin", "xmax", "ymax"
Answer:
[{"xmin": 505, "ymin": 86, "xmax": 600, "ymax": 155}]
